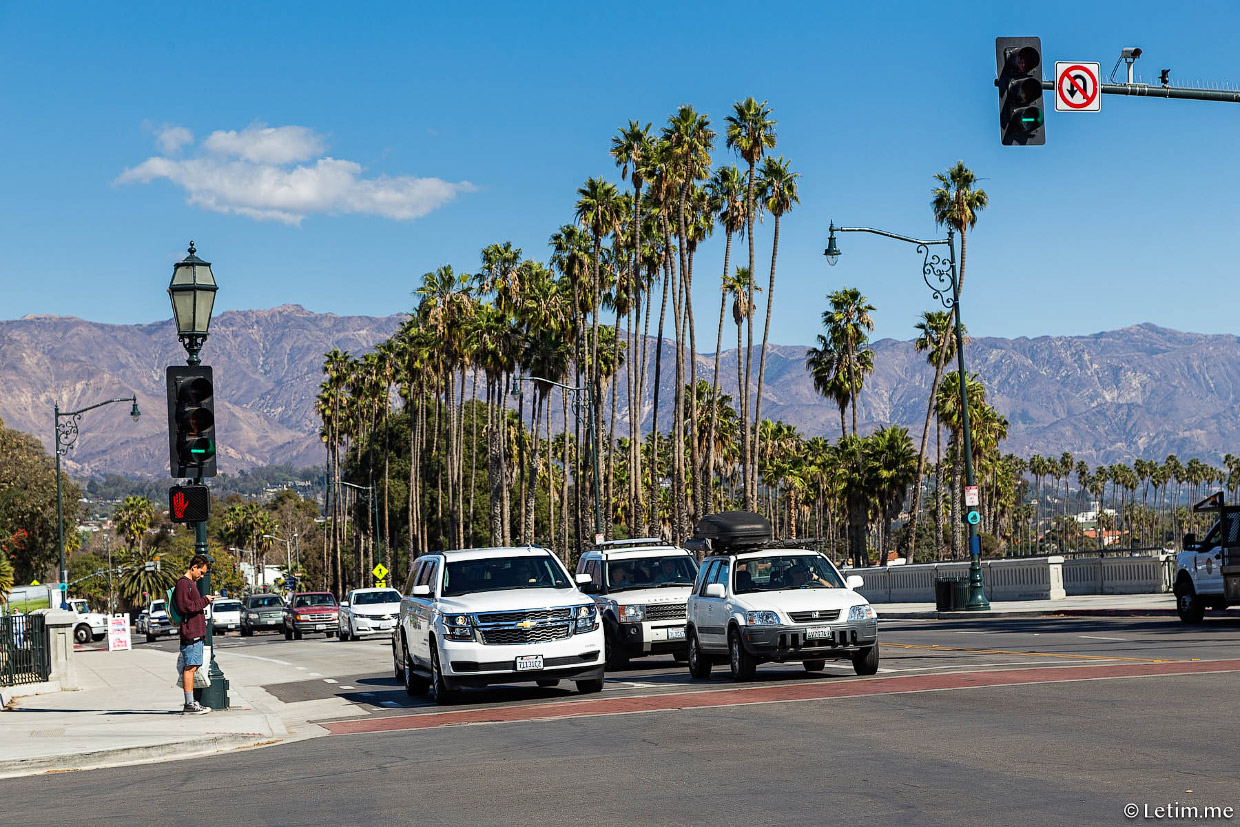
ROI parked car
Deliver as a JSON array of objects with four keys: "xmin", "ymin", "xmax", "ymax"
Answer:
[
  {"xmin": 685, "ymin": 511, "xmax": 879, "ymax": 681},
  {"xmin": 241, "ymin": 593, "xmax": 286, "ymax": 636},
  {"xmin": 135, "ymin": 609, "xmax": 149, "ymax": 635},
  {"xmin": 284, "ymin": 592, "xmax": 339, "ymax": 640},
  {"xmin": 144, "ymin": 599, "xmax": 176, "ymax": 643},
  {"xmin": 393, "ymin": 546, "xmax": 604, "ymax": 705},
  {"xmin": 66, "ymin": 598, "xmax": 109, "ymax": 644},
  {"xmin": 576, "ymin": 539, "xmax": 699, "ymax": 668},
  {"xmin": 210, "ymin": 598, "xmax": 243, "ymax": 634},
  {"xmin": 338, "ymin": 587, "xmax": 403, "ymax": 641}
]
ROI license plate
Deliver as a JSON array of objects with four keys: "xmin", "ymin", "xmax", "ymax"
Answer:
[
  {"xmin": 515, "ymin": 655, "xmax": 544, "ymax": 671},
  {"xmin": 315, "ymin": 624, "xmax": 327, "ymax": 630},
  {"xmin": 666, "ymin": 626, "xmax": 686, "ymax": 640},
  {"xmin": 805, "ymin": 626, "xmax": 832, "ymax": 640}
]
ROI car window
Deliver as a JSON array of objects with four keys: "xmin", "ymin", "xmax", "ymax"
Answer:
[
  {"xmin": 442, "ymin": 555, "xmax": 571, "ymax": 597},
  {"xmin": 417, "ymin": 560, "xmax": 439, "ymax": 590},
  {"xmin": 696, "ymin": 561, "xmax": 719, "ymax": 596},
  {"xmin": 214, "ymin": 601, "xmax": 242, "ymax": 611},
  {"xmin": 587, "ymin": 560, "xmax": 603, "ymax": 592},
  {"xmin": 605, "ymin": 556, "xmax": 697, "ymax": 591},
  {"xmin": 734, "ymin": 554, "xmax": 844, "ymax": 593},
  {"xmin": 404, "ymin": 561, "xmax": 424, "ymax": 595},
  {"xmin": 709, "ymin": 560, "xmax": 731, "ymax": 592},
  {"xmin": 353, "ymin": 590, "xmax": 402, "ymax": 605},
  {"xmin": 294, "ymin": 594, "xmax": 336, "ymax": 608},
  {"xmin": 151, "ymin": 600, "xmax": 166, "ymax": 613},
  {"xmin": 249, "ymin": 595, "xmax": 282, "ymax": 608}
]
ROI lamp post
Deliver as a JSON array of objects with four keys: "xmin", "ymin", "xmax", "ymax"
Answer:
[
  {"xmin": 262, "ymin": 533, "xmax": 298, "ymax": 587},
  {"xmin": 511, "ymin": 375, "xmax": 602, "ymax": 543},
  {"xmin": 54, "ymin": 395, "xmax": 140, "ymax": 606},
  {"xmin": 167, "ymin": 241, "xmax": 230, "ymax": 705},
  {"xmin": 335, "ymin": 481, "xmax": 380, "ymax": 587},
  {"xmin": 824, "ymin": 221, "xmax": 989, "ymax": 611}
]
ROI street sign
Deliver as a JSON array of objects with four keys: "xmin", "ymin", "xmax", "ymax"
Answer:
[
  {"xmin": 1055, "ymin": 62, "xmax": 1101, "ymax": 111},
  {"xmin": 375, "ymin": 580, "xmax": 387, "ymax": 589},
  {"xmin": 964, "ymin": 485, "xmax": 980, "ymax": 507},
  {"xmin": 372, "ymin": 564, "xmax": 389, "ymax": 581}
]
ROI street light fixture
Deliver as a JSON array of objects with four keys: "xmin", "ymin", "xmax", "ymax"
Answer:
[
  {"xmin": 54, "ymin": 394, "xmax": 140, "ymax": 605},
  {"xmin": 334, "ymin": 481, "xmax": 382, "ymax": 587},
  {"xmin": 168, "ymin": 242, "xmax": 217, "ymax": 366},
  {"xmin": 824, "ymin": 220, "xmax": 989, "ymax": 611},
  {"xmin": 262, "ymin": 533, "xmax": 299, "ymax": 583},
  {"xmin": 511, "ymin": 375, "xmax": 603, "ymax": 542}
]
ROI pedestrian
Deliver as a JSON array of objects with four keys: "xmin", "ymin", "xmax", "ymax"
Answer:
[{"xmin": 174, "ymin": 554, "xmax": 215, "ymax": 715}]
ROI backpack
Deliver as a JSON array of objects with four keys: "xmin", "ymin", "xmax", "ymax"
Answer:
[{"xmin": 166, "ymin": 585, "xmax": 184, "ymax": 626}]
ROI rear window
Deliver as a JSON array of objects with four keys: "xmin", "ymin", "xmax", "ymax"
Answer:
[{"xmin": 248, "ymin": 595, "xmax": 283, "ymax": 608}]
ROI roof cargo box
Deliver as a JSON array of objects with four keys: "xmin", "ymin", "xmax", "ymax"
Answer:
[{"xmin": 693, "ymin": 511, "xmax": 772, "ymax": 550}]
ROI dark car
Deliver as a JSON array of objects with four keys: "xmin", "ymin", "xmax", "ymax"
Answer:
[
  {"xmin": 283, "ymin": 591, "xmax": 339, "ymax": 640},
  {"xmin": 241, "ymin": 593, "xmax": 286, "ymax": 636}
]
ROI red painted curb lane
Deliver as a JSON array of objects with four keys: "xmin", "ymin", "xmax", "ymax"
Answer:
[{"xmin": 323, "ymin": 659, "xmax": 1240, "ymax": 736}]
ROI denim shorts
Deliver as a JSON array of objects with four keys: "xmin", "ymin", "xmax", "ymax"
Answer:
[{"xmin": 177, "ymin": 639, "xmax": 204, "ymax": 671}]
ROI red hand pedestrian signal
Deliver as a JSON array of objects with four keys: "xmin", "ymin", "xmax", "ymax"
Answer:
[
  {"xmin": 168, "ymin": 484, "xmax": 209, "ymax": 523},
  {"xmin": 172, "ymin": 491, "xmax": 187, "ymax": 519}
]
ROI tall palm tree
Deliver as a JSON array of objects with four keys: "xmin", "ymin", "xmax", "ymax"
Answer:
[
  {"xmin": 805, "ymin": 333, "xmax": 852, "ymax": 438},
  {"xmin": 934, "ymin": 370, "xmax": 987, "ymax": 559},
  {"xmin": 822, "ymin": 288, "xmax": 876, "ymax": 435},
  {"xmin": 905, "ymin": 311, "xmax": 958, "ymax": 562},
  {"xmin": 867, "ymin": 425, "xmax": 918, "ymax": 560},
  {"xmin": 725, "ymin": 97, "xmax": 776, "ymax": 509}
]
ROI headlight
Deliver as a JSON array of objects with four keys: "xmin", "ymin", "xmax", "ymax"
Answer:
[
  {"xmin": 575, "ymin": 604, "xmax": 599, "ymax": 633},
  {"xmin": 618, "ymin": 604, "xmax": 645, "ymax": 623},
  {"xmin": 745, "ymin": 610, "xmax": 781, "ymax": 626},
  {"xmin": 848, "ymin": 604, "xmax": 877, "ymax": 621},
  {"xmin": 442, "ymin": 613, "xmax": 473, "ymax": 641},
  {"xmin": 296, "ymin": 613, "xmax": 310, "ymax": 621}
]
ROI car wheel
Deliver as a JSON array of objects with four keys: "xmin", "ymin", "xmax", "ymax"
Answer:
[
  {"xmin": 728, "ymin": 628, "xmax": 757, "ymax": 682},
  {"xmin": 852, "ymin": 644, "xmax": 879, "ymax": 676},
  {"xmin": 688, "ymin": 631, "xmax": 712, "ymax": 680},
  {"xmin": 803, "ymin": 659, "xmax": 827, "ymax": 672},
  {"xmin": 74, "ymin": 625, "xmax": 92, "ymax": 645},
  {"xmin": 241, "ymin": 626, "xmax": 252, "ymax": 637},
  {"xmin": 403, "ymin": 640, "xmax": 429, "ymax": 697},
  {"xmin": 575, "ymin": 678, "xmax": 604, "ymax": 694},
  {"xmin": 1176, "ymin": 581, "xmax": 1206, "ymax": 624},
  {"xmin": 284, "ymin": 627, "xmax": 293, "ymax": 641},
  {"xmin": 393, "ymin": 642, "xmax": 403, "ymax": 681},
  {"xmin": 536, "ymin": 679, "xmax": 560, "ymax": 688},
  {"xmin": 146, "ymin": 633, "xmax": 156, "ymax": 644},
  {"xmin": 430, "ymin": 644, "xmax": 456, "ymax": 705},
  {"xmin": 325, "ymin": 630, "xmax": 335, "ymax": 638},
  {"xmin": 294, "ymin": 629, "xmax": 303, "ymax": 641},
  {"xmin": 339, "ymin": 625, "xmax": 350, "ymax": 642},
  {"xmin": 604, "ymin": 624, "xmax": 629, "ymax": 671}
]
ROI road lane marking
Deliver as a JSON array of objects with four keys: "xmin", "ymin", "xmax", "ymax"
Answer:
[
  {"xmin": 886, "ymin": 642, "xmax": 1164, "ymax": 663},
  {"xmin": 324, "ymin": 678, "xmax": 339, "ymax": 684},
  {"xmin": 1079, "ymin": 635, "xmax": 1130, "ymax": 641},
  {"xmin": 322, "ymin": 658, "xmax": 1240, "ymax": 736},
  {"xmin": 223, "ymin": 653, "xmax": 292, "ymax": 666},
  {"xmin": 340, "ymin": 685, "xmax": 355, "ymax": 690}
]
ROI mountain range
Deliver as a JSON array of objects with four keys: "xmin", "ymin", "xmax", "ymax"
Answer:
[{"xmin": 0, "ymin": 306, "xmax": 1234, "ymax": 478}]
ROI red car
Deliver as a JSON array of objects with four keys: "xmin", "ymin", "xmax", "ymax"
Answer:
[{"xmin": 283, "ymin": 592, "xmax": 339, "ymax": 640}]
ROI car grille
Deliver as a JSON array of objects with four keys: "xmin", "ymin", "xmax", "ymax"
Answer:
[
  {"xmin": 300, "ymin": 612, "xmax": 336, "ymax": 622},
  {"xmin": 645, "ymin": 602, "xmax": 687, "ymax": 621},
  {"xmin": 480, "ymin": 624, "xmax": 573, "ymax": 645},
  {"xmin": 475, "ymin": 608, "xmax": 572, "ymax": 624},
  {"xmin": 788, "ymin": 609, "xmax": 841, "ymax": 623}
]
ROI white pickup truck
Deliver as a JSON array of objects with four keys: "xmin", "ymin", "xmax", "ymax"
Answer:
[
  {"xmin": 67, "ymin": 598, "xmax": 108, "ymax": 644},
  {"xmin": 1174, "ymin": 493, "xmax": 1239, "ymax": 623}
]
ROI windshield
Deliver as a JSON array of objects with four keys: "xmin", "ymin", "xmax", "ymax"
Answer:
[
  {"xmin": 442, "ymin": 555, "xmax": 571, "ymax": 597},
  {"xmin": 734, "ymin": 554, "xmax": 844, "ymax": 593},
  {"xmin": 151, "ymin": 601, "xmax": 166, "ymax": 613},
  {"xmin": 294, "ymin": 594, "xmax": 336, "ymax": 608},
  {"xmin": 354, "ymin": 590, "xmax": 402, "ymax": 605},
  {"xmin": 249, "ymin": 595, "xmax": 283, "ymax": 608},
  {"xmin": 606, "ymin": 556, "xmax": 698, "ymax": 591},
  {"xmin": 70, "ymin": 601, "xmax": 88, "ymax": 613}
]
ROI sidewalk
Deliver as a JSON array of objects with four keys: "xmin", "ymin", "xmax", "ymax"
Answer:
[{"xmin": 874, "ymin": 592, "xmax": 1194, "ymax": 620}]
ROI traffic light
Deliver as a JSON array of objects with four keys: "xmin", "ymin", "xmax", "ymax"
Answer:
[
  {"xmin": 169, "ymin": 484, "xmax": 211, "ymax": 523},
  {"xmin": 166, "ymin": 366, "xmax": 217, "ymax": 478},
  {"xmin": 995, "ymin": 37, "xmax": 1045, "ymax": 146}
]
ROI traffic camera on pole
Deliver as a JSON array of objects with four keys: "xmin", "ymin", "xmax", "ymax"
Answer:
[
  {"xmin": 995, "ymin": 37, "xmax": 1046, "ymax": 145},
  {"xmin": 166, "ymin": 365, "xmax": 217, "ymax": 477}
]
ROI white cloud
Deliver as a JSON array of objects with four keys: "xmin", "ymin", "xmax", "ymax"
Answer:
[{"xmin": 116, "ymin": 123, "xmax": 474, "ymax": 225}]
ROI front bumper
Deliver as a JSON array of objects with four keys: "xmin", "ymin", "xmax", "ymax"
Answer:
[
  {"xmin": 245, "ymin": 614, "xmax": 285, "ymax": 630},
  {"xmin": 442, "ymin": 628, "xmax": 605, "ymax": 688},
  {"xmin": 740, "ymin": 620, "xmax": 878, "ymax": 662},
  {"xmin": 291, "ymin": 618, "xmax": 338, "ymax": 632},
  {"xmin": 617, "ymin": 620, "xmax": 688, "ymax": 655},
  {"xmin": 214, "ymin": 621, "xmax": 241, "ymax": 632},
  {"xmin": 349, "ymin": 617, "xmax": 398, "ymax": 636}
]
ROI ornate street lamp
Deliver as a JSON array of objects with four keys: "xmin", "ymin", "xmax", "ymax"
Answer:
[
  {"xmin": 168, "ymin": 242, "xmax": 217, "ymax": 365},
  {"xmin": 824, "ymin": 220, "xmax": 989, "ymax": 611}
]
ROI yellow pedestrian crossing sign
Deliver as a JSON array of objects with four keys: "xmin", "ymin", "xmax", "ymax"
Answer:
[
  {"xmin": 375, "ymin": 580, "xmax": 386, "ymax": 588},
  {"xmin": 372, "ymin": 564, "xmax": 389, "ymax": 580}
]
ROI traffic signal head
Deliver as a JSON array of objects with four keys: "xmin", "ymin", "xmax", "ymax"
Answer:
[
  {"xmin": 169, "ymin": 484, "xmax": 211, "ymax": 523},
  {"xmin": 995, "ymin": 37, "xmax": 1046, "ymax": 146},
  {"xmin": 166, "ymin": 365, "xmax": 217, "ymax": 478}
]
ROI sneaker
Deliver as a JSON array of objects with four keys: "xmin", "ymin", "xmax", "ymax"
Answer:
[{"xmin": 182, "ymin": 701, "xmax": 211, "ymax": 715}]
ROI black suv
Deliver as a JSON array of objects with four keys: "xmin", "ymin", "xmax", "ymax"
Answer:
[{"xmin": 241, "ymin": 592, "xmax": 286, "ymax": 636}]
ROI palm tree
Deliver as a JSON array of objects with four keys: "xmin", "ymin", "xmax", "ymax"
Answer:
[
  {"xmin": 805, "ymin": 333, "xmax": 851, "ymax": 438},
  {"xmin": 113, "ymin": 496, "xmax": 155, "ymax": 555},
  {"xmin": 821, "ymin": 288, "xmax": 876, "ymax": 435},
  {"xmin": 867, "ymin": 425, "xmax": 918, "ymax": 560},
  {"xmin": 935, "ymin": 370, "xmax": 987, "ymax": 559},
  {"xmin": 905, "ymin": 311, "xmax": 958, "ymax": 562},
  {"xmin": 725, "ymin": 97, "xmax": 776, "ymax": 509}
]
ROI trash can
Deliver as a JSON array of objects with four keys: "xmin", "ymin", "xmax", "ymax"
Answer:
[{"xmin": 934, "ymin": 577, "xmax": 969, "ymax": 611}]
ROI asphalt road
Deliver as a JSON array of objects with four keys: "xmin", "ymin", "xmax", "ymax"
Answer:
[{"xmin": 27, "ymin": 616, "xmax": 1240, "ymax": 826}]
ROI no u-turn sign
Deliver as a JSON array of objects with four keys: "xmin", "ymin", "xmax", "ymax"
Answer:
[{"xmin": 1055, "ymin": 62, "xmax": 1101, "ymax": 111}]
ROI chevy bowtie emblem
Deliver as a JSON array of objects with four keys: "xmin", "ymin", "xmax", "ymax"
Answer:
[{"xmin": 516, "ymin": 619, "xmax": 537, "ymax": 630}]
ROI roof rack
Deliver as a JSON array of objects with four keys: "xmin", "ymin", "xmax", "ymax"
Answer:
[
  {"xmin": 691, "ymin": 511, "xmax": 773, "ymax": 552},
  {"xmin": 591, "ymin": 537, "xmax": 671, "ymax": 550}
]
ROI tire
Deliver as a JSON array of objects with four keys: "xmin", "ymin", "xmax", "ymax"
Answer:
[
  {"xmin": 393, "ymin": 641, "xmax": 404, "ymax": 681},
  {"xmin": 728, "ymin": 628, "xmax": 757, "ymax": 682},
  {"xmin": 294, "ymin": 629, "xmax": 304, "ymax": 641},
  {"xmin": 852, "ymin": 644, "xmax": 879, "ymax": 676},
  {"xmin": 803, "ymin": 659, "xmax": 827, "ymax": 672},
  {"xmin": 74, "ymin": 625, "xmax": 92, "ymax": 645},
  {"xmin": 576, "ymin": 678, "xmax": 604, "ymax": 694},
  {"xmin": 146, "ymin": 633, "xmax": 156, "ymax": 643},
  {"xmin": 687, "ymin": 631, "xmax": 712, "ymax": 679},
  {"xmin": 604, "ymin": 624, "xmax": 629, "ymax": 671},
  {"xmin": 672, "ymin": 651, "xmax": 688, "ymax": 663},
  {"xmin": 241, "ymin": 625, "xmax": 253, "ymax": 637},
  {"xmin": 536, "ymin": 679, "xmax": 560, "ymax": 688},
  {"xmin": 1176, "ymin": 581, "xmax": 1206, "ymax": 624},
  {"xmin": 325, "ymin": 630, "xmax": 335, "ymax": 638},
  {"xmin": 403, "ymin": 639, "xmax": 429, "ymax": 697},
  {"xmin": 430, "ymin": 643, "xmax": 456, "ymax": 705},
  {"xmin": 284, "ymin": 627, "xmax": 293, "ymax": 641},
  {"xmin": 339, "ymin": 626, "xmax": 350, "ymax": 642}
]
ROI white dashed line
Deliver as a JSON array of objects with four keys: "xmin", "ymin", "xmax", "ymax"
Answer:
[
  {"xmin": 339, "ymin": 685, "xmax": 355, "ymax": 690},
  {"xmin": 1079, "ymin": 635, "xmax": 1129, "ymax": 642},
  {"xmin": 323, "ymin": 678, "xmax": 339, "ymax": 684}
]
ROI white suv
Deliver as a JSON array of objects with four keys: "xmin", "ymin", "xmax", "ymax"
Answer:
[
  {"xmin": 687, "ymin": 546, "xmax": 879, "ymax": 681},
  {"xmin": 393, "ymin": 546, "xmax": 604, "ymax": 704},
  {"xmin": 576, "ymin": 539, "xmax": 699, "ymax": 668}
]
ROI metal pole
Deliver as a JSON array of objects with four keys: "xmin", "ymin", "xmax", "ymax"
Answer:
[
  {"xmin": 1039, "ymin": 78, "xmax": 1240, "ymax": 103},
  {"xmin": 589, "ymin": 387, "xmax": 603, "ymax": 541},
  {"xmin": 54, "ymin": 404, "xmax": 65, "ymax": 607}
]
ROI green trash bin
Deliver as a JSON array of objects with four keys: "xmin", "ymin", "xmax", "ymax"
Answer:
[
  {"xmin": 949, "ymin": 578, "xmax": 970, "ymax": 610},
  {"xmin": 935, "ymin": 577, "xmax": 968, "ymax": 611}
]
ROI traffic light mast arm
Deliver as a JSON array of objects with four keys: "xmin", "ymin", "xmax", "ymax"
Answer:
[{"xmin": 1038, "ymin": 78, "xmax": 1240, "ymax": 103}]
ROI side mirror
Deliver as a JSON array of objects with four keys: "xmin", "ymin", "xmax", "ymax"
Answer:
[
  {"xmin": 412, "ymin": 584, "xmax": 431, "ymax": 597},
  {"xmin": 579, "ymin": 583, "xmax": 597, "ymax": 595},
  {"xmin": 575, "ymin": 572, "xmax": 592, "ymax": 585},
  {"xmin": 705, "ymin": 583, "xmax": 726, "ymax": 599},
  {"xmin": 1182, "ymin": 533, "xmax": 1197, "ymax": 550},
  {"xmin": 846, "ymin": 575, "xmax": 864, "ymax": 590},
  {"xmin": 340, "ymin": 600, "xmax": 349, "ymax": 607}
]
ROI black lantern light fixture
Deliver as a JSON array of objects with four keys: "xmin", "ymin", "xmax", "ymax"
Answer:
[{"xmin": 168, "ymin": 241, "xmax": 218, "ymax": 365}]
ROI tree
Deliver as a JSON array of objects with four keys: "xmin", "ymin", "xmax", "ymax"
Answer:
[
  {"xmin": 904, "ymin": 311, "xmax": 958, "ymax": 562},
  {"xmin": 113, "ymin": 496, "xmax": 155, "ymax": 555},
  {"xmin": 0, "ymin": 418, "xmax": 80, "ymax": 583},
  {"xmin": 821, "ymin": 288, "xmax": 876, "ymax": 435}
]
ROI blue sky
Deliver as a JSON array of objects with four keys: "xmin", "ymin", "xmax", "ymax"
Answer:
[{"xmin": 2, "ymin": 1, "xmax": 1238, "ymax": 345}]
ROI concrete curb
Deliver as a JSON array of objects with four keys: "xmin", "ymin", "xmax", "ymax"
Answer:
[
  {"xmin": 0, "ymin": 731, "xmax": 282, "ymax": 779},
  {"xmin": 879, "ymin": 608, "xmax": 1240, "ymax": 620}
]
